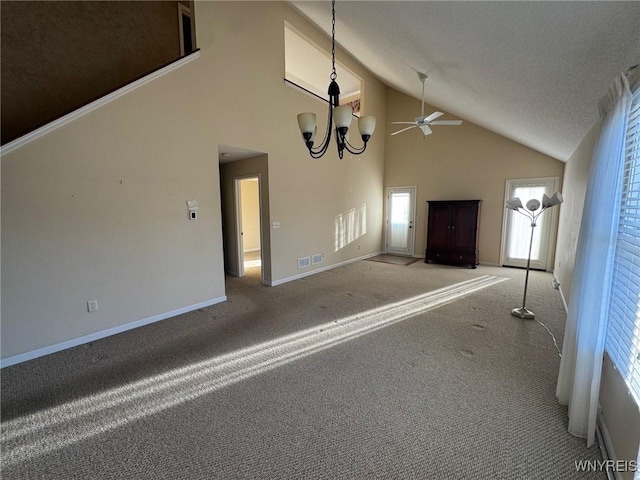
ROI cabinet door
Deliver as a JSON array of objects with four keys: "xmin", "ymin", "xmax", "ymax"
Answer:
[
  {"xmin": 427, "ymin": 203, "xmax": 451, "ymax": 250},
  {"xmin": 450, "ymin": 203, "xmax": 478, "ymax": 252}
]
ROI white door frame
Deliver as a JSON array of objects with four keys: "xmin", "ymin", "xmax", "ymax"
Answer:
[
  {"xmin": 233, "ymin": 174, "xmax": 263, "ymax": 280},
  {"xmin": 385, "ymin": 186, "xmax": 417, "ymax": 256},
  {"xmin": 500, "ymin": 176, "xmax": 560, "ymax": 271}
]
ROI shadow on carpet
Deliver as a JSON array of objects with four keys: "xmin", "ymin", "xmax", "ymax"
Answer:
[{"xmin": 366, "ymin": 254, "xmax": 422, "ymax": 266}]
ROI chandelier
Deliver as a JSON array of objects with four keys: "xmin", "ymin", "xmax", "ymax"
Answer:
[{"xmin": 296, "ymin": 0, "xmax": 376, "ymax": 159}]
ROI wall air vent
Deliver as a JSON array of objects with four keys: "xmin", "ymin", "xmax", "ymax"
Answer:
[
  {"xmin": 297, "ymin": 256, "xmax": 311, "ymax": 269},
  {"xmin": 311, "ymin": 253, "xmax": 323, "ymax": 265}
]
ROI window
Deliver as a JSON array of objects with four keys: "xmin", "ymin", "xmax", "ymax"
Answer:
[
  {"xmin": 606, "ymin": 82, "xmax": 640, "ymax": 405},
  {"xmin": 284, "ymin": 23, "xmax": 362, "ymax": 115}
]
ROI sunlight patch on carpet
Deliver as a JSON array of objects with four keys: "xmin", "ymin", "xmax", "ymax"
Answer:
[{"xmin": 1, "ymin": 275, "xmax": 508, "ymax": 465}]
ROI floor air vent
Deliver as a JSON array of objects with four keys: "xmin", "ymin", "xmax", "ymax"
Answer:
[{"xmin": 297, "ymin": 256, "xmax": 311, "ymax": 269}]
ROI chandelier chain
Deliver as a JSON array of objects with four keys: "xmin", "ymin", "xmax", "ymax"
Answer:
[{"xmin": 330, "ymin": 0, "xmax": 337, "ymax": 81}]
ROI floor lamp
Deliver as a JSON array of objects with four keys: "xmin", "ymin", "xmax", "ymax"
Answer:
[{"xmin": 505, "ymin": 192, "xmax": 563, "ymax": 319}]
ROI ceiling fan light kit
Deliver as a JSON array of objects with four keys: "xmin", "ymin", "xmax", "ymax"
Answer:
[
  {"xmin": 296, "ymin": 0, "xmax": 376, "ymax": 159},
  {"xmin": 391, "ymin": 72, "xmax": 463, "ymax": 138}
]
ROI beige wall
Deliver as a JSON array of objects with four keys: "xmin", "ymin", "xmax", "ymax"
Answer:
[
  {"xmin": 1, "ymin": 1, "xmax": 386, "ymax": 360},
  {"xmin": 554, "ymin": 119, "xmax": 640, "ymax": 475},
  {"xmin": 553, "ymin": 120, "xmax": 600, "ymax": 302},
  {"xmin": 202, "ymin": 1, "xmax": 386, "ymax": 282},
  {"xmin": 384, "ymin": 88, "xmax": 564, "ymax": 264},
  {"xmin": 1, "ymin": 57, "xmax": 227, "ymax": 359},
  {"xmin": 1, "ymin": 1, "xmax": 184, "ymax": 144}
]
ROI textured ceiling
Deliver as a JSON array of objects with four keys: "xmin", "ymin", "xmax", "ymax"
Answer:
[{"xmin": 288, "ymin": 1, "xmax": 640, "ymax": 162}]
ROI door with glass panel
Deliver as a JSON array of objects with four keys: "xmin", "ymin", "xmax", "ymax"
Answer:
[
  {"xmin": 501, "ymin": 177, "xmax": 559, "ymax": 270},
  {"xmin": 385, "ymin": 187, "xmax": 416, "ymax": 256}
]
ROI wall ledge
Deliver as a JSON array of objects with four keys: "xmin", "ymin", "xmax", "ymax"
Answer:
[{"xmin": 1, "ymin": 51, "xmax": 200, "ymax": 156}]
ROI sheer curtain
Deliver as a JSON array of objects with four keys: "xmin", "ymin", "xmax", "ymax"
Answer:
[{"xmin": 556, "ymin": 74, "xmax": 632, "ymax": 446}]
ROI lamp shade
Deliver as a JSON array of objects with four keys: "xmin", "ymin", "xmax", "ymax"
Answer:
[
  {"xmin": 526, "ymin": 199, "xmax": 541, "ymax": 211},
  {"xmin": 333, "ymin": 105, "xmax": 353, "ymax": 129},
  {"xmin": 542, "ymin": 192, "xmax": 563, "ymax": 208},
  {"xmin": 297, "ymin": 112, "xmax": 316, "ymax": 134},
  {"xmin": 505, "ymin": 197, "xmax": 523, "ymax": 210},
  {"xmin": 358, "ymin": 115, "xmax": 376, "ymax": 136}
]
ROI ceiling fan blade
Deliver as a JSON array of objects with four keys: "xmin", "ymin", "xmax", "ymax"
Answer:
[
  {"xmin": 391, "ymin": 125, "xmax": 417, "ymax": 136},
  {"xmin": 391, "ymin": 121, "xmax": 417, "ymax": 125},
  {"xmin": 430, "ymin": 120, "xmax": 463, "ymax": 126},
  {"xmin": 425, "ymin": 111, "xmax": 444, "ymax": 123},
  {"xmin": 420, "ymin": 125, "xmax": 433, "ymax": 136}
]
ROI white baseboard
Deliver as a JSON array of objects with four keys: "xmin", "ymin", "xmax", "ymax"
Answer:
[
  {"xmin": 267, "ymin": 251, "xmax": 382, "ymax": 287},
  {"xmin": 479, "ymin": 261, "xmax": 501, "ymax": 267},
  {"xmin": 0, "ymin": 295, "xmax": 227, "ymax": 368}
]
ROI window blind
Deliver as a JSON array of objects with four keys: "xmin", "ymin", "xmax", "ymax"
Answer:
[{"xmin": 606, "ymin": 84, "xmax": 640, "ymax": 406}]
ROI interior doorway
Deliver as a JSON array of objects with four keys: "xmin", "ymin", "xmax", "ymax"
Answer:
[
  {"xmin": 385, "ymin": 186, "xmax": 417, "ymax": 256},
  {"xmin": 235, "ymin": 176, "xmax": 262, "ymax": 277},
  {"xmin": 219, "ymin": 145, "xmax": 271, "ymax": 285}
]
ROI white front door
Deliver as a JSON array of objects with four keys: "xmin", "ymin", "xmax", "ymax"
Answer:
[
  {"xmin": 386, "ymin": 186, "xmax": 416, "ymax": 256},
  {"xmin": 501, "ymin": 177, "xmax": 560, "ymax": 270}
]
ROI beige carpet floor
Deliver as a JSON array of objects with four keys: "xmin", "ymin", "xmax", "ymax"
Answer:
[{"xmin": 0, "ymin": 261, "xmax": 604, "ymax": 479}]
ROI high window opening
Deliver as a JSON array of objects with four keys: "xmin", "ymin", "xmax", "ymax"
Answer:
[{"xmin": 284, "ymin": 23, "xmax": 362, "ymax": 115}]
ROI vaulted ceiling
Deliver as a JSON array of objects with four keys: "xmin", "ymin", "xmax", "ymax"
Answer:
[{"xmin": 288, "ymin": 1, "xmax": 640, "ymax": 162}]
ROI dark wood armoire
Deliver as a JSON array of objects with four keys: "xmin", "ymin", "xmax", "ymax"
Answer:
[{"xmin": 424, "ymin": 200, "xmax": 481, "ymax": 268}]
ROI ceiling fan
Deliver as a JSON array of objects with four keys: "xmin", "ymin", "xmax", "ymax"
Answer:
[{"xmin": 391, "ymin": 72, "xmax": 462, "ymax": 137}]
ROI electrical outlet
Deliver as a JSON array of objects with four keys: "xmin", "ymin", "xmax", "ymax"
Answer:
[{"xmin": 87, "ymin": 300, "xmax": 99, "ymax": 313}]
